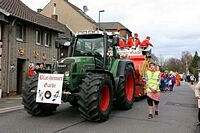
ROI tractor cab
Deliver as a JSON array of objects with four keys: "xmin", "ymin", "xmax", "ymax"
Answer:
[
  {"xmin": 70, "ymin": 30, "xmax": 119, "ymax": 70},
  {"xmin": 72, "ymin": 31, "xmax": 105, "ymax": 69}
]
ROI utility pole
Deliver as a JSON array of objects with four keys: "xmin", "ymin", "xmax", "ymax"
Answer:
[{"xmin": 98, "ymin": 10, "xmax": 105, "ymax": 30}]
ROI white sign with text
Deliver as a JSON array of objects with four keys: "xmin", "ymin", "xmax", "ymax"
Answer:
[
  {"xmin": 36, "ymin": 74, "xmax": 64, "ymax": 104},
  {"xmin": 118, "ymin": 48, "xmax": 142, "ymax": 57}
]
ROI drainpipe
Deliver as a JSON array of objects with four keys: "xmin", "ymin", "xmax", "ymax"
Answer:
[{"xmin": 6, "ymin": 18, "xmax": 16, "ymax": 95}]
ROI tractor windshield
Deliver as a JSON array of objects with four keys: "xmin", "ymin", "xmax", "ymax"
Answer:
[{"xmin": 74, "ymin": 35, "xmax": 104, "ymax": 58}]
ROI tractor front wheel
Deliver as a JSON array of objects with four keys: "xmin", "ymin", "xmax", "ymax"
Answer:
[
  {"xmin": 22, "ymin": 75, "xmax": 58, "ymax": 116},
  {"xmin": 78, "ymin": 73, "xmax": 113, "ymax": 122}
]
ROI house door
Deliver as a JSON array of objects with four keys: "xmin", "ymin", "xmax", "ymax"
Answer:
[{"xmin": 17, "ymin": 59, "xmax": 26, "ymax": 94}]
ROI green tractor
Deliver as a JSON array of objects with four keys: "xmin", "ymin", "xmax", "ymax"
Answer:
[{"xmin": 22, "ymin": 30, "xmax": 136, "ymax": 122}]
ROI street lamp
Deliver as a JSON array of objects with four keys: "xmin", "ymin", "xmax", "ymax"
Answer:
[{"xmin": 98, "ymin": 10, "xmax": 105, "ymax": 30}]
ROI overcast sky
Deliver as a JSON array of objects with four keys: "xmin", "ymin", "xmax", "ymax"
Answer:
[{"xmin": 21, "ymin": 0, "xmax": 200, "ymax": 59}]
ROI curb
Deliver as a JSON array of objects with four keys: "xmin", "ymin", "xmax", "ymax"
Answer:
[{"xmin": 0, "ymin": 105, "xmax": 24, "ymax": 114}]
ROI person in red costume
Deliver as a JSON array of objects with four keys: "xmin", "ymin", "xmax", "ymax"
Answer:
[
  {"xmin": 119, "ymin": 38, "xmax": 125, "ymax": 48},
  {"xmin": 28, "ymin": 66, "xmax": 36, "ymax": 77},
  {"xmin": 127, "ymin": 37, "xmax": 133, "ymax": 48},
  {"xmin": 133, "ymin": 33, "xmax": 141, "ymax": 48},
  {"xmin": 127, "ymin": 33, "xmax": 141, "ymax": 48},
  {"xmin": 140, "ymin": 36, "xmax": 153, "ymax": 48}
]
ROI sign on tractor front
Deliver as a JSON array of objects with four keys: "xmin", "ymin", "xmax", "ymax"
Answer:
[{"xmin": 36, "ymin": 74, "xmax": 64, "ymax": 104}]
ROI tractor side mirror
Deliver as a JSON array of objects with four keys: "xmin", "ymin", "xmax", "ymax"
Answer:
[
  {"xmin": 112, "ymin": 35, "xmax": 119, "ymax": 46},
  {"xmin": 69, "ymin": 32, "xmax": 75, "ymax": 45}
]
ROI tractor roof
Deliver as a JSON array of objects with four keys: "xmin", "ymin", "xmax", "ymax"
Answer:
[{"xmin": 75, "ymin": 30, "xmax": 105, "ymax": 36}]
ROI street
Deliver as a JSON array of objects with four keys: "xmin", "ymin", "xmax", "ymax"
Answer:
[{"xmin": 0, "ymin": 82, "xmax": 199, "ymax": 133}]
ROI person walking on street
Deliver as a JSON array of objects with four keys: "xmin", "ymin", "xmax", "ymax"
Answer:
[
  {"xmin": 176, "ymin": 71, "xmax": 181, "ymax": 86},
  {"xmin": 195, "ymin": 81, "xmax": 200, "ymax": 126},
  {"xmin": 164, "ymin": 73, "xmax": 170, "ymax": 91},
  {"xmin": 169, "ymin": 73, "xmax": 176, "ymax": 91},
  {"xmin": 145, "ymin": 62, "xmax": 161, "ymax": 119},
  {"xmin": 160, "ymin": 72, "xmax": 166, "ymax": 92}
]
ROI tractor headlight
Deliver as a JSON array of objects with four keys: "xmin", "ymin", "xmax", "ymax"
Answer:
[{"xmin": 65, "ymin": 71, "xmax": 70, "ymax": 76}]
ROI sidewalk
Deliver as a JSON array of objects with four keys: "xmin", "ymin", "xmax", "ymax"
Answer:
[{"xmin": 0, "ymin": 95, "xmax": 23, "ymax": 113}]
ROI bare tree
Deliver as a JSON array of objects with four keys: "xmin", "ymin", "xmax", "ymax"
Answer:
[
  {"xmin": 163, "ymin": 58, "xmax": 183, "ymax": 72},
  {"xmin": 181, "ymin": 51, "xmax": 192, "ymax": 74},
  {"xmin": 158, "ymin": 54, "xmax": 165, "ymax": 67},
  {"xmin": 151, "ymin": 53, "xmax": 159, "ymax": 64}
]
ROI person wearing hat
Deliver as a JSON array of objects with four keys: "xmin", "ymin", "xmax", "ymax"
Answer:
[
  {"xmin": 127, "ymin": 33, "xmax": 141, "ymax": 48},
  {"xmin": 28, "ymin": 65, "xmax": 37, "ymax": 77},
  {"xmin": 169, "ymin": 72, "xmax": 176, "ymax": 91},
  {"xmin": 145, "ymin": 62, "xmax": 161, "ymax": 119},
  {"xmin": 140, "ymin": 36, "xmax": 153, "ymax": 48},
  {"xmin": 119, "ymin": 38, "xmax": 125, "ymax": 49},
  {"xmin": 133, "ymin": 33, "xmax": 141, "ymax": 48}
]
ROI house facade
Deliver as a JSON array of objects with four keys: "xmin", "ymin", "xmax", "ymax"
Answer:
[
  {"xmin": 100, "ymin": 22, "xmax": 132, "ymax": 40},
  {"xmin": 0, "ymin": 0, "xmax": 66, "ymax": 97},
  {"xmin": 41, "ymin": 0, "xmax": 97, "ymax": 33}
]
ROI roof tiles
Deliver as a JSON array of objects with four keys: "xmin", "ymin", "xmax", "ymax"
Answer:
[{"xmin": 0, "ymin": 0, "xmax": 66, "ymax": 33}]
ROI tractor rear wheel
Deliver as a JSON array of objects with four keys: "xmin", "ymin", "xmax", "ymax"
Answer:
[
  {"xmin": 115, "ymin": 65, "xmax": 136, "ymax": 110},
  {"xmin": 22, "ymin": 75, "xmax": 58, "ymax": 116},
  {"xmin": 78, "ymin": 73, "xmax": 113, "ymax": 122}
]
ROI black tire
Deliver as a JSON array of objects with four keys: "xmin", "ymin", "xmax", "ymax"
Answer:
[
  {"xmin": 115, "ymin": 65, "xmax": 136, "ymax": 110},
  {"xmin": 78, "ymin": 73, "xmax": 113, "ymax": 122},
  {"xmin": 22, "ymin": 74, "xmax": 58, "ymax": 116}
]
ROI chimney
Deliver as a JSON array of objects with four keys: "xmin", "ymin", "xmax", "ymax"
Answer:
[
  {"xmin": 37, "ymin": 9, "xmax": 42, "ymax": 13},
  {"xmin": 51, "ymin": 3, "xmax": 58, "ymax": 21}
]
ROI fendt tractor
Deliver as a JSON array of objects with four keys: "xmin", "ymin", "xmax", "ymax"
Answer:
[{"xmin": 22, "ymin": 30, "xmax": 136, "ymax": 122}]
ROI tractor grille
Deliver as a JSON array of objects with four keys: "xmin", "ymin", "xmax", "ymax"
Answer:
[
  {"xmin": 56, "ymin": 64, "xmax": 70, "ymax": 74},
  {"xmin": 56, "ymin": 59, "xmax": 75, "ymax": 74}
]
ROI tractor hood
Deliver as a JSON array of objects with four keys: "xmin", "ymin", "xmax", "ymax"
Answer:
[{"xmin": 55, "ymin": 57, "xmax": 96, "ymax": 74}]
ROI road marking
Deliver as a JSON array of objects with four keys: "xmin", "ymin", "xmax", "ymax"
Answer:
[
  {"xmin": 0, "ymin": 105, "xmax": 24, "ymax": 114},
  {"xmin": 53, "ymin": 120, "xmax": 85, "ymax": 133}
]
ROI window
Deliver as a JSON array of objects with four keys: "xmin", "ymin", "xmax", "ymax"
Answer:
[
  {"xmin": 44, "ymin": 32, "xmax": 51, "ymax": 47},
  {"xmin": 74, "ymin": 36, "xmax": 104, "ymax": 57},
  {"xmin": 35, "ymin": 30, "xmax": 41, "ymax": 45},
  {"xmin": 16, "ymin": 24, "xmax": 24, "ymax": 41}
]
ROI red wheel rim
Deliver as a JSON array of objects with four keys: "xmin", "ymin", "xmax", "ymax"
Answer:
[
  {"xmin": 100, "ymin": 84, "xmax": 110, "ymax": 111},
  {"xmin": 126, "ymin": 73, "xmax": 134, "ymax": 101}
]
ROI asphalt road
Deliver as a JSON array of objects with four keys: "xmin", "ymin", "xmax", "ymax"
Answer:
[{"xmin": 0, "ymin": 82, "xmax": 199, "ymax": 133}]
